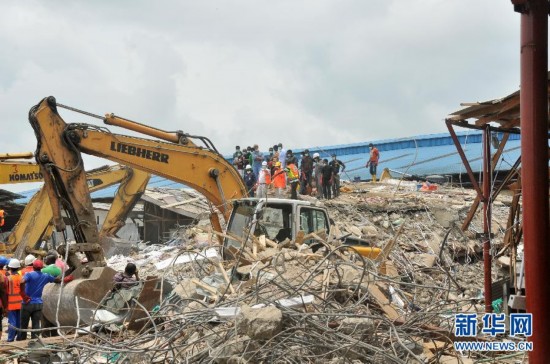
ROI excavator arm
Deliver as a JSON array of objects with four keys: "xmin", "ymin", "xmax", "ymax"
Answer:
[
  {"xmin": 0, "ymin": 153, "xmax": 43, "ymax": 184},
  {"xmin": 28, "ymin": 96, "xmax": 245, "ymax": 327},
  {"xmin": 5, "ymin": 164, "xmax": 149, "ymax": 259},
  {"xmin": 30, "ymin": 97, "xmax": 246, "ymax": 241}
]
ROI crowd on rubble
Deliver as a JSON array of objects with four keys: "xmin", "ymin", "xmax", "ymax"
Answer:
[{"xmin": 232, "ymin": 142, "xmax": 380, "ymax": 200}]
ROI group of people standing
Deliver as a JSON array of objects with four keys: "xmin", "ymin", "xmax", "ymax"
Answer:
[
  {"xmin": 0, "ymin": 252, "xmax": 68, "ymax": 342},
  {"xmin": 232, "ymin": 142, "xmax": 380, "ymax": 200},
  {"xmin": 233, "ymin": 144, "xmax": 354, "ymax": 200}
]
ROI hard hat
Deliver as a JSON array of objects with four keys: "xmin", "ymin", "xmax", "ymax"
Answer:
[
  {"xmin": 32, "ymin": 260, "xmax": 44, "ymax": 269},
  {"xmin": 25, "ymin": 254, "xmax": 36, "ymax": 266},
  {"xmin": 245, "ymin": 165, "xmax": 252, "ymax": 170},
  {"xmin": 275, "ymin": 161, "xmax": 281, "ymax": 167},
  {"xmin": 0, "ymin": 256, "xmax": 8, "ymax": 266},
  {"xmin": 313, "ymin": 153, "xmax": 320, "ymax": 159},
  {"xmin": 8, "ymin": 259, "xmax": 21, "ymax": 269},
  {"xmin": 261, "ymin": 161, "xmax": 267, "ymax": 166}
]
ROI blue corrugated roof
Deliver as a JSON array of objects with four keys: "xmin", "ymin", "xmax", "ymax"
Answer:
[{"xmin": 12, "ymin": 131, "xmax": 525, "ymax": 203}]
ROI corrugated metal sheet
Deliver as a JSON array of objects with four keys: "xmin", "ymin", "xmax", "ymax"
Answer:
[{"xmin": 12, "ymin": 131, "xmax": 525, "ymax": 203}]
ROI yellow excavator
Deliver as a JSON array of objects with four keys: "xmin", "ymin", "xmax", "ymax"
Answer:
[
  {"xmin": 28, "ymin": 96, "xmax": 246, "ymax": 326},
  {"xmin": 0, "ymin": 152, "xmax": 43, "ymax": 184},
  {"xmin": 2, "ymin": 164, "xmax": 149, "ymax": 258},
  {"xmin": 0, "ymin": 153, "xmax": 150, "ymax": 257},
  {"xmin": 28, "ymin": 96, "xmax": 379, "ymax": 327}
]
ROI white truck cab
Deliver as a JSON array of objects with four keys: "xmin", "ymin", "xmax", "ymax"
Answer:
[{"xmin": 224, "ymin": 198, "xmax": 331, "ymax": 249}]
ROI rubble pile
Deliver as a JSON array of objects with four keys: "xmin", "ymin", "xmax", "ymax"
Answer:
[{"xmin": 2, "ymin": 181, "xmax": 523, "ymax": 363}]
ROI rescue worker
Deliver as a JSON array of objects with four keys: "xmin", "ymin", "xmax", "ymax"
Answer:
[
  {"xmin": 42, "ymin": 254, "xmax": 62, "ymax": 277},
  {"xmin": 265, "ymin": 147, "xmax": 274, "ymax": 167},
  {"xmin": 0, "ymin": 266, "xmax": 6, "ymax": 341},
  {"xmin": 312, "ymin": 153, "xmax": 324, "ymax": 199},
  {"xmin": 299, "ymin": 149, "xmax": 313, "ymax": 195},
  {"xmin": 285, "ymin": 162, "xmax": 300, "ymax": 200},
  {"xmin": 273, "ymin": 145, "xmax": 280, "ymax": 164},
  {"xmin": 252, "ymin": 144, "xmax": 264, "ymax": 182},
  {"xmin": 19, "ymin": 260, "xmax": 61, "ymax": 340},
  {"xmin": 113, "ymin": 263, "xmax": 139, "ymax": 291},
  {"xmin": 271, "ymin": 162, "xmax": 286, "ymax": 198},
  {"xmin": 246, "ymin": 146, "xmax": 254, "ymax": 167},
  {"xmin": 6, "ymin": 259, "xmax": 22, "ymax": 341},
  {"xmin": 233, "ymin": 146, "xmax": 245, "ymax": 178},
  {"xmin": 329, "ymin": 154, "xmax": 346, "ymax": 198},
  {"xmin": 278, "ymin": 143, "xmax": 286, "ymax": 168},
  {"xmin": 21, "ymin": 255, "xmax": 36, "ymax": 276},
  {"xmin": 256, "ymin": 161, "xmax": 271, "ymax": 199},
  {"xmin": 366, "ymin": 143, "xmax": 380, "ymax": 183},
  {"xmin": 286, "ymin": 150, "xmax": 297, "ymax": 167},
  {"xmin": 321, "ymin": 159, "xmax": 334, "ymax": 200},
  {"xmin": 243, "ymin": 165, "xmax": 256, "ymax": 197},
  {"xmin": 0, "ymin": 209, "xmax": 5, "ymax": 227},
  {"xmin": 0, "ymin": 256, "xmax": 8, "ymax": 280}
]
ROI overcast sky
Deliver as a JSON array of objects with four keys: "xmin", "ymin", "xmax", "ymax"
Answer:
[{"xmin": 1, "ymin": 0, "xmax": 523, "ymax": 192}]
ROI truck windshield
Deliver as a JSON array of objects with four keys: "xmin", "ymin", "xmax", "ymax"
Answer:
[
  {"xmin": 226, "ymin": 204, "xmax": 255, "ymax": 248},
  {"xmin": 225, "ymin": 202, "xmax": 292, "ymax": 248}
]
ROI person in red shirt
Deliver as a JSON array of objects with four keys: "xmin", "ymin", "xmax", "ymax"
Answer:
[{"xmin": 366, "ymin": 143, "xmax": 380, "ymax": 183}]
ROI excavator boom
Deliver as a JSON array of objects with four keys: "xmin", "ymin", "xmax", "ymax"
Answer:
[
  {"xmin": 28, "ymin": 96, "xmax": 245, "ymax": 326},
  {"xmin": 5, "ymin": 164, "xmax": 149, "ymax": 258},
  {"xmin": 0, "ymin": 159, "xmax": 43, "ymax": 184}
]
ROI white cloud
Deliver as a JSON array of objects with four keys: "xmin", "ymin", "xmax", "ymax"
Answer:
[{"xmin": 0, "ymin": 0, "xmax": 525, "ymax": 193}]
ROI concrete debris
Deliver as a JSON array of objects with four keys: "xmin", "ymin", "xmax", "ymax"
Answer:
[
  {"xmin": 3, "ymin": 181, "xmax": 521, "ymax": 363},
  {"xmin": 237, "ymin": 305, "xmax": 283, "ymax": 340}
]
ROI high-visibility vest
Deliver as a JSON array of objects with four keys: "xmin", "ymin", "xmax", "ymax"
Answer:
[
  {"xmin": 286, "ymin": 164, "xmax": 299, "ymax": 182},
  {"xmin": 7, "ymin": 273, "xmax": 22, "ymax": 310},
  {"xmin": 272, "ymin": 169, "xmax": 286, "ymax": 188},
  {"xmin": 20, "ymin": 266, "xmax": 33, "ymax": 276},
  {"xmin": 0, "ymin": 209, "xmax": 4, "ymax": 227}
]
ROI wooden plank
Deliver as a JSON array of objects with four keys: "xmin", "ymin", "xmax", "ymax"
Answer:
[
  {"xmin": 367, "ymin": 283, "xmax": 400, "ymax": 320},
  {"xmin": 161, "ymin": 197, "xmax": 202, "ymax": 209},
  {"xmin": 374, "ymin": 224, "xmax": 404, "ymax": 264}
]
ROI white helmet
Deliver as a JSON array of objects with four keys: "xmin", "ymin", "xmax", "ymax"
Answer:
[
  {"xmin": 8, "ymin": 258, "xmax": 21, "ymax": 269},
  {"xmin": 25, "ymin": 254, "xmax": 36, "ymax": 266},
  {"xmin": 261, "ymin": 161, "xmax": 267, "ymax": 167},
  {"xmin": 245, "ymin": 165, "xmax": 252, "ymax": 170},
  {"xmin": 313, "ymin": 153, "xmax": 320, "ymax": 159}
]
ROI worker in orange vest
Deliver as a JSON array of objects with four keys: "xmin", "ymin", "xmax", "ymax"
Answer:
[
  {"xmin": 285, "ymin": 162, "xmax": 300, "ymax": 200},
  {"xmin": 6, "ymin": 259, "xmax": 22, "ymax": 341},
  {"xmin": 0, "ymin": 209, "xmax": 5, "ymax": 227},
  {"xmin": 256, "ymin": 161, "xmax": 271, "ymax": 199},
  {"xmin": 271, "ymin": 162, "xmax": 286, "ymax": 198},
  {"xmin": 0, "ymin": 258, "xmax": 7, "ymax": 341}
]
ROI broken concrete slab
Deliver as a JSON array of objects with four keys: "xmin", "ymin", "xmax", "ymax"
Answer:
[{"xmin": 237, "ymin": 305, "xmax": 283, "ymax": 340}]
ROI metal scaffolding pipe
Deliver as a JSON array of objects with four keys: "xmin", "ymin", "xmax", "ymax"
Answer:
[
  {"xmin": 482, "ymin": 126, "xmax": 492, "ymax": 313},
  {"xmin": 516, "ymin": 0, "xmax": 550, "ymax": 361}
]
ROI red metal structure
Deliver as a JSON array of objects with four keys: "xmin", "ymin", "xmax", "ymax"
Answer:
[{"xmin": 514, "ymin": 0, "xmax": 550, "ymax": 362}]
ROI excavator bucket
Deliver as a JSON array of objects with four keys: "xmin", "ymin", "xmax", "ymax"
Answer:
[{"xmin": 42, "ymin": 267, "xmax": 116, "ymax": 327}]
